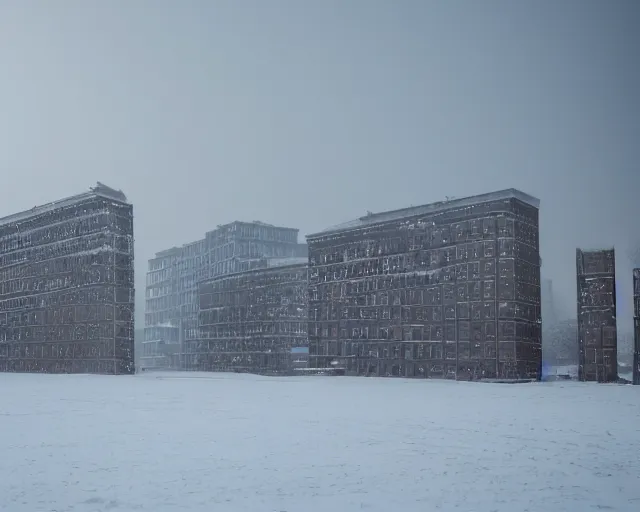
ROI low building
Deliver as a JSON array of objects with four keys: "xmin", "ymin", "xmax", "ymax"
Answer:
[
  {"xmin": 205, "ymin": 221, "xmax": 307, "ymax": 278},
  {"xmin": 196, "ymin": 261, "xmax": 308, "ymax": 374},
  {"xmin": 0, "ymin": 183, "xmax": 134, "ymax": 374}
]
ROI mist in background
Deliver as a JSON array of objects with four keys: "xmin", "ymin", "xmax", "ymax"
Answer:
[{"xmin": 1, "ymin": 1, "xmax": 638, "ymax": 335}]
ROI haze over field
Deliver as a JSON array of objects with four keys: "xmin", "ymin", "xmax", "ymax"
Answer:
[{"xmin": 1, "ymin": 1, "xmax": 638, "ymax": 328}]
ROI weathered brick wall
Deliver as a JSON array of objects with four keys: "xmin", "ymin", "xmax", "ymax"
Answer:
[
  {"xmin": 307, "ymin": 193, "xmax": 541, "ymax": 380},
  {"xmin": 196, "ymin": 264, "xmax": 308, "ymax": 373},
  {"xmin": 576, "ymin": 248, "xmax": 617, "ymax": 382},
  {"xmin": 0, "ymin": 192, "xmax": 134, "ymax": 374}
]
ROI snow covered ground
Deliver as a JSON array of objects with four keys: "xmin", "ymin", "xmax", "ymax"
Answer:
[{"xmin": 1, "ymin": 372, "xmax": 639, "ymax": 512}]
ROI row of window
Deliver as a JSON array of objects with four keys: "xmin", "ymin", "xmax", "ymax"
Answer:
[
  {"xmin": 309, "ymin": 211, "xmax": 537, "ymax": 265},
  {"xmin": 308, "ymin": 340, "xmax": 522, "ymax": 360}
]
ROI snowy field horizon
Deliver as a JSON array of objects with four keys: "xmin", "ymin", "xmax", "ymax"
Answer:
[{"xmin": 1, "ymin": 372, "xmax": 638, "ymax": 512}]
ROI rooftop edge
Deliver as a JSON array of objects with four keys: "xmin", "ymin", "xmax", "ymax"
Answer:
[
  {"xmin": 0, "ymin": 182, "xmax": 130, "ymax": 228},
  {"xmin": 307, "ymin": 188, "xmax": 540, "ymax": 239}
]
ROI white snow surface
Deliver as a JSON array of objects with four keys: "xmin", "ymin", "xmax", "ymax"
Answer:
[{"xmin": 1, "ymin": 372, "xmax": 639, "ymax": 512}]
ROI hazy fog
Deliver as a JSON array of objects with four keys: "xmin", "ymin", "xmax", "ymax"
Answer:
[{"xmin": 1, "ymin": 1, "xmax": 638, "ymax": 330}]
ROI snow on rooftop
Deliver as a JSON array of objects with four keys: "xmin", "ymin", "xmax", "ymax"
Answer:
[
  {"xmin": 0, "ymin": 372, "xmax": 638, "ymax": 512},
  {"xmin": 309, "ymin": 188, "xmax": 540, "ymax": 238},
  {"xmin": 0, "ymin": 183, "xmax": 129, "ymax": 228}
]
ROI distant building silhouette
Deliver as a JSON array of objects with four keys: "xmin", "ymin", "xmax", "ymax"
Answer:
[
  {"xmin": 541, "ymin": 278, "xmax": 558, "ymax": 327},
  {"xmin": 143, "ymin": 221, "xmax": 307, "ymax": 371}
]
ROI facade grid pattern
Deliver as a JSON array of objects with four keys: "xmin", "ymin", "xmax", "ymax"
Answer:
[
  {"xmin": 306, "ymin": 189, "xmax": 542, "ymax": 380},
  {"xmin": 0, "ymin": 184, "xmax": 135, "ymax": 374}
]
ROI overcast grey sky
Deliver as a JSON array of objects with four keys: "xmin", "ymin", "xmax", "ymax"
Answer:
[{"xmin": 1, "ymin": 1, "xmax": 638, "ymax": 329}]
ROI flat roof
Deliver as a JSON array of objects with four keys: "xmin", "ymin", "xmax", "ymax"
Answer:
[
  {"xmin": 0, "ymin": 182, "xmax": 129, "ymax": 228},
  {"xmin": 206, "ymin": 220, "xmax": 300, "ymax": 236},
  {"xmin": 576, "ymin": 247, "xmax": 615, "ymax": 253},
  {"xmin": 308, "ymin": 188, "xmax": 539, "ymax": 239}
]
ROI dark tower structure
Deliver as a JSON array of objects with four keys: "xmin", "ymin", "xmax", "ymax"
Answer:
[
  {"xmin": 0, "ymin": 183, "xmax": 135, "ymax": 374},
  {"xmin": 633, "ymin": 269, "xmax": 640, "ymax": 385},
  {"xmin": 576, "ymin": 248, "xmax": 617, "ymax": 382}
]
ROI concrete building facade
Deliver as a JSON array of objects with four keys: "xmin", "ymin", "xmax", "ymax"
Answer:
[
  {"xmin": 205, "ymin": 221, "xmax": 307, "ymax": 278},
  {"xmin": 0, "ymin": 183, "xmax": 135, "ymax": 374},
  {"xmin": 143, "ymin": 221, "xmax": 308, "ymax": 370},
  {"xmin": 306, "ymin": 189, "xmax": 542, "ymax": 381},
  {"xmin": 142, "ymin": 247, "xmax": 180, "ymax": 369},
  {"xmin": 196, "ymin": 261, "xmax": 308, "ymax": 373},
  {"xmin": 142, "ymin": 240, "xmax": 208, "ymax": 371}
]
